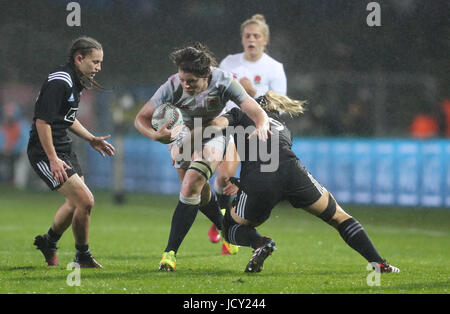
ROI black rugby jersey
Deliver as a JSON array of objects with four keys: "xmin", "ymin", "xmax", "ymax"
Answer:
[
  {"xmin": 223, "ymin": 108, "xmax": 297, "ymax": 175},
  {"xmin": 28, "ymin": 63, "xmax": 83, "ymax": 154}
]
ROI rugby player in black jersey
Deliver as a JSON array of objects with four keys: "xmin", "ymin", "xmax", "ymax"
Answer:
[
  {"xmin": 28, "ymin": 37, "xmax": 115, "ymax": 268},
  {"xmin": 203, "ymin": 91, "xmax": 400, "ymax": 274}
]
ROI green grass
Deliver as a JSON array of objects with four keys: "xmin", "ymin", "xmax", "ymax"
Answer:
[{"xmin": 0, "ymin": 185, "xmax": 449, "ymax": 294}]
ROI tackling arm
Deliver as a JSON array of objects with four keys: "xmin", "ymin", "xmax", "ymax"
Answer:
[
  {"xmin": 70, "ymin": 119, "xmax": 115, "ymax": 157},
  {"xmin": 239, "ymin": 96, "xmax": 271, "ymax": 141}
]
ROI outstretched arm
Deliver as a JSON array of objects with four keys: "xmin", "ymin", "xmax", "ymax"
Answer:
[
  {"xmin": 70, "ymin": 119, "xmax": 115, "ymax": 157},
  {"xmin": 239, "ymin": 96, "xmax": 271, "ymax": 141}
]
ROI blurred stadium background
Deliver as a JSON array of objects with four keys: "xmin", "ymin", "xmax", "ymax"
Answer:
[{"xmin": 1, "ymin": 0, "xmax": 449, "ymax": 208}]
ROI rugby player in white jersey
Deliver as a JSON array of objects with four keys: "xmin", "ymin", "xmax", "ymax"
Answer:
[{"xmin": 134, "ymin": 43, "xmax": 270, "ymax": 271}]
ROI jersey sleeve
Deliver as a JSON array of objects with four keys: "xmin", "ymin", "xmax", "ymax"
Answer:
[
  {"xmin": 270, "ymin": 63, "xmax": 287, "ymax": 96},
  {"xmin": 150, "ymin": 75, "xmax": 177, "ymax": 108},
  {"xmin": 34, "ymin": 79, "xmax": 70, "ymax": 123},
  {"xmin": 222, "ymin": 79, "xmax": 249, "ymax": 106}
]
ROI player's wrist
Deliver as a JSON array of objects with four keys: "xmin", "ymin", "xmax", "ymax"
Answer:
[
  {"xmin": 87, "ymin": 135, "xmax": 96, "ymax": 143},
  {"xmin": 47, "ymin": 155, "xmax": 59, "ymax": 162}
]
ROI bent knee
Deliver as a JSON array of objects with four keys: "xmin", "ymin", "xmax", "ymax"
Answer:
[
  {"xmin": 78, "ymin": 192, "xmax": 95, "ymax": 213},
  {"xmin": 64, "ymin": 199, "xmax": 77, "ymax": 212},
  {"xmin": 320, "ymin": 192, "xmax": 351, "ymax": 227},
  {"xmin": 329, "ymin": 206, "xmax": 351, "ymax": 228},
  {"xmin": 181, "ymin": 175, "xmax": 204, "ymax": 198},
  {"xmin": 305, "ymin": 190, "xmax": 350, "ymax": 226},
  {"xmin": 181, "ymin": 165, "xmax": 210, "ymax": 197}
]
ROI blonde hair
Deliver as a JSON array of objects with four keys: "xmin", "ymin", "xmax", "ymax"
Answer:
[
  {"xmin": 261, "ymin": 91, "xmax": 307, "ymax": 117},
  {"xmin": 240, "ymin": 14, "xmax": 270, "ymax": 42}
]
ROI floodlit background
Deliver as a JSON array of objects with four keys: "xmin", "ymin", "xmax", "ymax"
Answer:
[{"xmin": 1, "ymin": 0, "xmax": 449, "ymax": 207}]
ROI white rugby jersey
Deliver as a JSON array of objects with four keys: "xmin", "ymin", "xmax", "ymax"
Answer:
[
  {"xmin": 220, "ymin": 52, "xmax": 287, "ymax": 97},
  {"xmin": 151, "ymin": 67, "xmax": 248, "ymax": 129},
  {"xmin": 219, "ymin": 52, "xmax": 287, "ymax": 113}
]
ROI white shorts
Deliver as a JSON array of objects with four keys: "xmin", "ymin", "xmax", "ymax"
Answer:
[{"xmin": 167, "ymin": 126, "xmax": 227, "ymax": 169}]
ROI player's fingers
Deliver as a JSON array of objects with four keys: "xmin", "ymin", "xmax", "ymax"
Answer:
[
  {"xmin": 106, "ymin": 143, "xmax": 116, "ymax": 152},
  {"xmin": 226, "ymin": 186, "xmax": 239, "ymax": 196},
  {"xmin": 96, "ymin": 148, "xmax": 106, "ymax": 158},
  {"xmin": 63, "ymin": 161, "xmax": 72, "ymax": 170},
  {"xmin": 171, "ymin": 125, "xmax": 182, "ymax": 138},
  {"xmin": 98, "ymin": 135, "xmax": 111, "ymax": 140},
  {"xmin": 53, "ymin": 170, "xmax": 64, "ymax": 184},
  {"xmin": 248, "ymin": 129, "xmax": 267, "ymax": 141},
  {"xmin": 247, "ymin": 129, "xmax": 257, "ymax": 140},
  {"xmin": 161, "ymin": 120, "xmax": 171, "ymax": 130},
  {"xmin": 258, "ymin": 128, "xmax": 268, "ymax": 142},
  {"xmin": 54, "ymin": 173, "xmax": 61, "ymax": 185},
  {"xmin": 61, "ymin": 169, "xmax": 69, "ymax": 182},
  {"xmin": 104, "ymin": 147, "xmax": 115, "ymax": 156},
  {"xmin": 222, "ymin": 185, "xmax": 234, "ymax": 195},
  {"xmin": 172, "ymin": 124, "xmax": 183, "ymax": 133},
  {"xmin": 51, "ymin": 171, "xmax": 59, "ymax": 184},
  {"xmin": 102, "ymin": 142, "xmax": 115, "ymax": 153}
]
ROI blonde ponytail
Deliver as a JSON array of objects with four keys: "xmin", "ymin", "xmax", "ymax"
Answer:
[{"xmin": 261, "ymin": 91, "xmax": 307, "ymax": 117}]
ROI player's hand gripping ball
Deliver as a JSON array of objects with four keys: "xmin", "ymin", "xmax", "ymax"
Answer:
[{"xmin": 151, "ymin": 103, "xmax": 184, "ymax": 131}]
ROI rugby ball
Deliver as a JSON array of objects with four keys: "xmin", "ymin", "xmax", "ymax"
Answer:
[{"xmin": 151, "ymin": 103, "xmax": 184, "ymax": 131}]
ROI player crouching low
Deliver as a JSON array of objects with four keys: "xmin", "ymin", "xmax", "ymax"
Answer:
[{"xmin": 207, "ymin": 91, "xmax": 400, "ymax": 274}]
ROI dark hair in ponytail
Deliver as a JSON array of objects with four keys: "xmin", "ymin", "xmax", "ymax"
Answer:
[
  {"xmin": 169, "ymin": 42, "xmax": 218, "ymax": 78},
  {"xmin": 68, "ymin": 36, "xmax": 109, "ymax": 91},
  {"xmin": 68, "ymin": 36, "xmax": 102, "ymax": 65}
]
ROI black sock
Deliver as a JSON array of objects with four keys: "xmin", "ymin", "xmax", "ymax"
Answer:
[
  {"xmin": 165, "ymin": 200, "xmax": 199, "ymax": 253},
  {"xmin": 227, "ymin": 224, "xmax": 263, "ymax": 249},
  {"xmin": 338, "ymin": 218, "xmax": 384, "ymax": 263},
  {"xmin": 45, "ymin": 227, "xmax": 62, "ymax": 248},
  {"xmin": 199, "ymin": 193, "xmax": 224, "ymax": 230},
  {"xmin": 215, "ymin": 192, "xmax": 233, "ymax": 211},
  {"xmin": 75, "ymin": 244, "xmax": 90, "ymax": 257}
]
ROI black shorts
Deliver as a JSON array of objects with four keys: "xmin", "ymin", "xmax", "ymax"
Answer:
[
  {"xmin": 233, "ymin": 158, "xmax": 324, "ymax": 224},
  {"xmin": 28, "ymin": 148, "xmax": 83, "ymax": 191}
]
